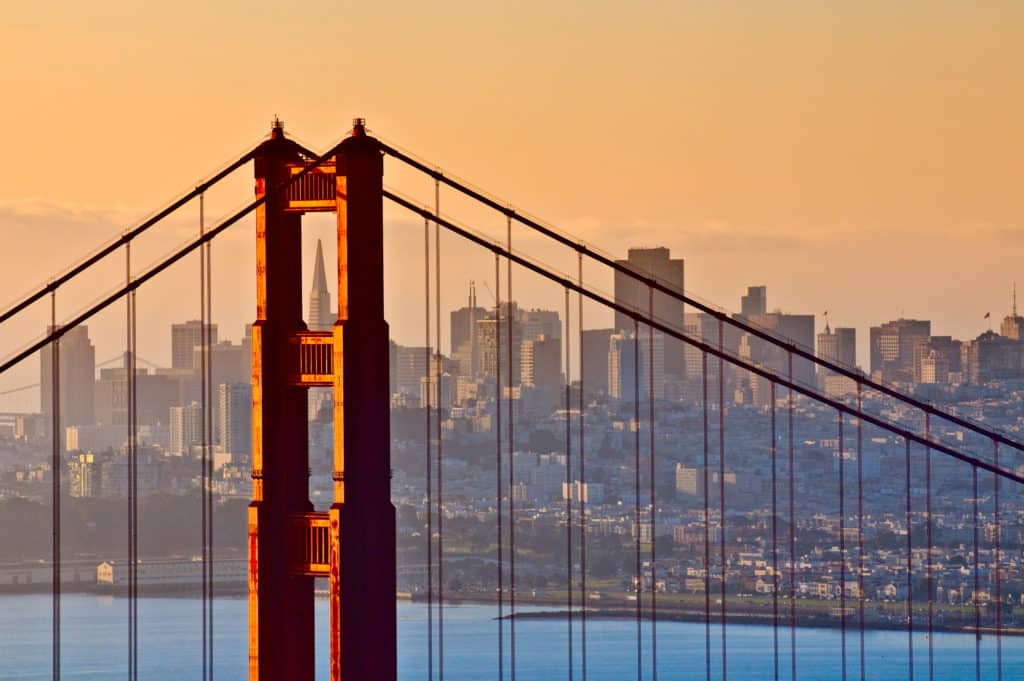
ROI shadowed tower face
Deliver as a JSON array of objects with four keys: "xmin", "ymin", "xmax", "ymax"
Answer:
[{"xmin": 309, "ymin": 238, "xmax": 337, "ymax": 331}]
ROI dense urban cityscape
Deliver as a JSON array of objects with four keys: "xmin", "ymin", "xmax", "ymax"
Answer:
[{"xmin": 2, "ymin": 243, "xmax": 1023, "ymax": 634}]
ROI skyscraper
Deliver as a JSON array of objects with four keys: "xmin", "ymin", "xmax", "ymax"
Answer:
[
  {"xmin": 581, "ymin": 328, "xmax": 614, "ymax": 397},
  {"xmin": 169, "ymin": 401, "xmax": 204, "ymax": 456},
  {"xmin": 869, "ymin": 319, "xmax": 931, "ymax": 383},
  {"xmin": 740, "ymin": 286, "xmax": 767, "ymax": 318},
  {"xmin": 614, "ymin": 247, "xmax": 685, "ymax": 380},
  {"xmin": 817, "ymin": 323, "xmax": 857, "ymax": 395},
  {"xmin": 40, "ymin": 325, "xmax": 96, "ymax": 427},
  {"xmin": 219, "ymin": 382, "xmax": 252, "ymax": 459},
  {"xmin": 1000, "ymin": 286, "xmax": 1024, "ymax": 340},
  {"xmin": 308, "ymin": 238, "xmax": 336, "ymax": 331},
  {"xmin": 171, "ymin": 320, "xmax": 218, "ymax": 370},
  {"xmin": 450, "ymin": 282, "xmax": 486, "ymax": 375}
]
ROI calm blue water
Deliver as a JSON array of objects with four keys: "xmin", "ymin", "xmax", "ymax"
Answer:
[{"xmin": 1, "ymin": 594, "xmax": 1021, "ymax": 680}]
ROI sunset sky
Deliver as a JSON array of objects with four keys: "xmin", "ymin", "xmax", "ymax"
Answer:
[{"xmin": 1, "ymin": 2, "xmax": 1022, "ymax": 407}]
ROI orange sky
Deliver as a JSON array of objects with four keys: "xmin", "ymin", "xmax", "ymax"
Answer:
[{"xmin": 0, "ymin": 2, "xmax": 1022, "ymax": 406}]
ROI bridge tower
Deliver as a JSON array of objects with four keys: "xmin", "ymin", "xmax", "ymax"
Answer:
[{"xmin": 249, "ymin": 118, "xmax": 396, "ymax": 681}]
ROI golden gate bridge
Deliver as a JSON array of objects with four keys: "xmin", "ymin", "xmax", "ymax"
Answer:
[{"xmin": 1, "ymin": 118, "xmax": 1021, "ymax": 681}]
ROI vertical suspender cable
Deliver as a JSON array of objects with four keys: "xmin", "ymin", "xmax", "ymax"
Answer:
[
  {"xmin": 838, "ymin": 410, "xmax": 846, "ymax": 681},
  {"xmin": 717, "ymin": 320, "xmax": 726, "ymax": 681},
  {"xmin": 925, "ymin": 414, "xmax": 933, "ymax": 681},
  {"xmin": 770, "ymin": 382, "xmax": 779, "ymax": 681},
  {"xmin": 204, "ymin": 194, "xmax": 214, "ymax": 681},
  {"xmin": 787, "ymin": 353, "xmax": 796, "ymax": 681},
  {"xmin": 565, "ymin": 289, "xmax": 574, "ymax": 681},
  {"xmin": 972, "ymin": 465, "xmax": 980, "ymax": 681},
  {"xmin": 905, "ymin": 438, "xmax": 914, "ymax": 681},
  {"xmin": 633, "ymin": 321, "xmax": 642, "ymax": 681},
  {"xmin": 856, "ymin": 385, "xmax": 865, "ymax": 681},
  {"xmin": 130, "ymin": 283, "xmax": 139, "ymax": 681},
  {"xmin": 424, "ymin": 217, "xmax": 434, "ymax": 681},
  {"xmin": 51, "ymin": 289, "xmax": 61, "ymax": 681},
  {"xmin": 994, "ymin": 440, "xmax": 1002, "ymax": 681},
  {"xmin": 647, "ymin": 289, "xmax": 657, "ymax": 681},
  {"xmin": 495, "ymin": 254, "xmax": 504, "ymax": 681},
  {"xmin": 199, "ymin": 192, "xmax": 209, "ymax": 681},
  {"xmin": 702, "ymin": 352, "xmax": 711, "ymax": 681},
  {"xmin": 577, "ymin": 252, "xmax": 587, "ymax": 681},
  {"xmin": 435, "ymin": 179, "xmax": 445, "ymax": 681},
  {"xmin": 507, "ymin": 216, "xmax": 517, "ymax": 681},
  {"xmin": 126, "ymin": 243, "xmax": 136, "ymax": 681}
]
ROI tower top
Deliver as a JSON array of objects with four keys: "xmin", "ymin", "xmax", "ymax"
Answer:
[
  {"xmin": 271, "ymin": 116, "xmax": 285, "ymax": 139},
  {"xmin": 352, "ymin": 117, "xmax": 366, "ymax": 137}
]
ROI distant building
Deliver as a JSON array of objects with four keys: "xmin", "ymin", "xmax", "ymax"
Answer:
[
  {"xmin": 521, "ymin": 308, "xmax": 561, "ymax": 342},
  {"xmin": 581, "ymin": 328, "xmax": 613, "ymax": 397},
  {"xmin": 40, "ymin": 325, "xmax": 96, "ymax": 427},
  {"xmin": 171, "ymin": 320, "xmax": 218, "ymax": 370},
  {"xmin": 608, "ymin": 330, "xmax": 665, "ymax": 401},
  {"xmin": 218, "ymin": 383, "xmax": 252, "ymax": 459},
  {"xmin": 477, "ymin": 303, "xmax": 522, "ymax": 386},
  {"xmin": 869, "ymin": 319, "xmax": 930, "ymax": 384},
  {"xmin": 393, "ymin": 344, "xmax": 430, "ymax": 396},
  {"xmin": 520, "ymin": 335, "xmax": 561, "ymax": 392},
  {"xmin": 450, "ymin": 282, "xmax": 485, "ymax": 375},
  {"xmin": 817, "ymin": 324, "xmax": 857, "ymax": 395},
  {"xmin": 169, "ymin": 402, "xmax": 203, "ymax": 456},
  {"xmin": 961, "ymin": 331, "xmax": 1024, "ymax": 383},
  {"xmin": 308, "ymin": 238, "xmax": 337, "ymax": 331},
  {"xmin": 740, "ymin": 286, "xmax": 767, "ymax": 318},
  {"xmin": 614, "ymin": 247, "xmax": 685, "ymax": 380},
  {"xmin": 739, "ymin": 303, "xmax": 815, "ymax": 404},
  {"xmin": 914, "ymin": 336, "xmax": 962, "ymax": 384}
]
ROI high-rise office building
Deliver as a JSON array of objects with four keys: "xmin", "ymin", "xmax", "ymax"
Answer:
[
  {"xmin": 869, "ymin": 319, "xmax": 931, "ymax": 383},
  {"xmin": 817, "ymin": 324, "xmax": 857, "ymax": 395},
  {"xmin": 581, "ymin": 328, "xmax": 614, "ymax": 397},
  {"xmin": 521, "ymin": 308, "xmax": 561, "ymax": 342},
  {"xmin": 393, "ymin": 344, "xmax": 430, "ymax": 396},
  {"xmin": 608, "ymin": 329, "xmax": 665, "ymax": 401},
  {"xmin": 450, "ymin": 282, "xmax": 486, "ymax": 376},
  {"xmin": 477, "ymin": 303, "xmax": 522, "ymax": 386},
  {"xmin": 40, "ymin": 325, "xmax": 96, "ymax": 427},
  {"xmin": 520, "ymin": 335, "xmax": 561, "ymax": 392},
  {"xmin": 219, "ymin": 382, "xmax": 252, "ymax": 459},
  {"xmin": 308, "ymin": 238, "xmax": 336, "ymax": 331},
  {"xmin": 614, "ymin": 247, "xmax": 685, "ymax": 379},
  {"xmin": 171, "ymin": 320, "xmax": 218, "ymax": 370},
  {"xmin": 1000, "ymin": 287, "xmax": 1024, "ymax": 340},
  {"xmin": 169, "ymin": 401, "xmax": 204, "ymax": 456},
  {"xmin": 740, "ymin": 286, "xmax": 767, "ymax": 318}
]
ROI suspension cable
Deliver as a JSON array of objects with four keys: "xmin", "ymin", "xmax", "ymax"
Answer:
[
  {"xmin": 717, "ymin": 319, "xmax": 727, "ymax": 681},
  {"xmin": 204, "ymin": 196, "xmax": 215, "ymax": 681},
  {"xmin": 126, "ymin": 241, "xmax": 137, "ymax": 681},
  {"xmin": 838, "ymin": 410, "xmax": 846, "ymax": 681},
  {"xmin": 507, "ymin": 216, "xmax": 517, "ymax": 681},
  {"xmin": 770, "ymin": 382, "xmax": 779, "ymax": 681},
  {"xmin": 787, "ymin": 353, "xmax": 796, "ymax": 681},
  {"xmin": 200, "ymin": 192, "xmax": 210, "ymax": 681},
  {"xmin": 380, "ymin": 189, "xmax": 1024, "ymax": 477},
  {"xmin": 130, "ymin": 284, "xmax": 139, "ymax": 681},
  {"xmin": 577, "ymin": 251, "xmax": 587, "ymax": 681},
  {"xmin": 50, "ymin": 289, "xmax": 61, "ymax": 681},
  {"xmin": 633, "ymin": 321, "xmax": 642, "ymax": 681},
  {"xmin": 424, "ymin": 216, "xmax": 434, "ymax": 681},
  {"xmin": 856, "ymin": 385, "xmax": 865, "ymax": 681},
  {"xmin": 565, "ymin": 287, "xmax": 574, "ymax": 681},
  {"xmin": 495, "ymin": 252, "xmax": 504, "ymax": 681},
  {"xmin": 972, "ymin": 465, "xmax": 980, "ymax": 681},
  {"xmin": 435, "ymin": 178, "xmax": 445, "ymax": 681},
  {"xmin": 702, "ymin": 352, "xmax": 711, "ymax": 681},
  {"xmin": 378, "ymin": 142, "xmax": 1024, "ymax": 459},
  {"xmin": 905, "ymin": 438, "xmax": 914, "ymax": 681},
  {"xmin": 994, "ymin": 440, "xmax": 1002, "ymax": 681},
  {"xmin": 925, "ymin": 413, "xmax": 933, "ymax": 681},
  {"xmin": 647, "ymin": 287, "xmax": 657, "ymax": 681}
]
